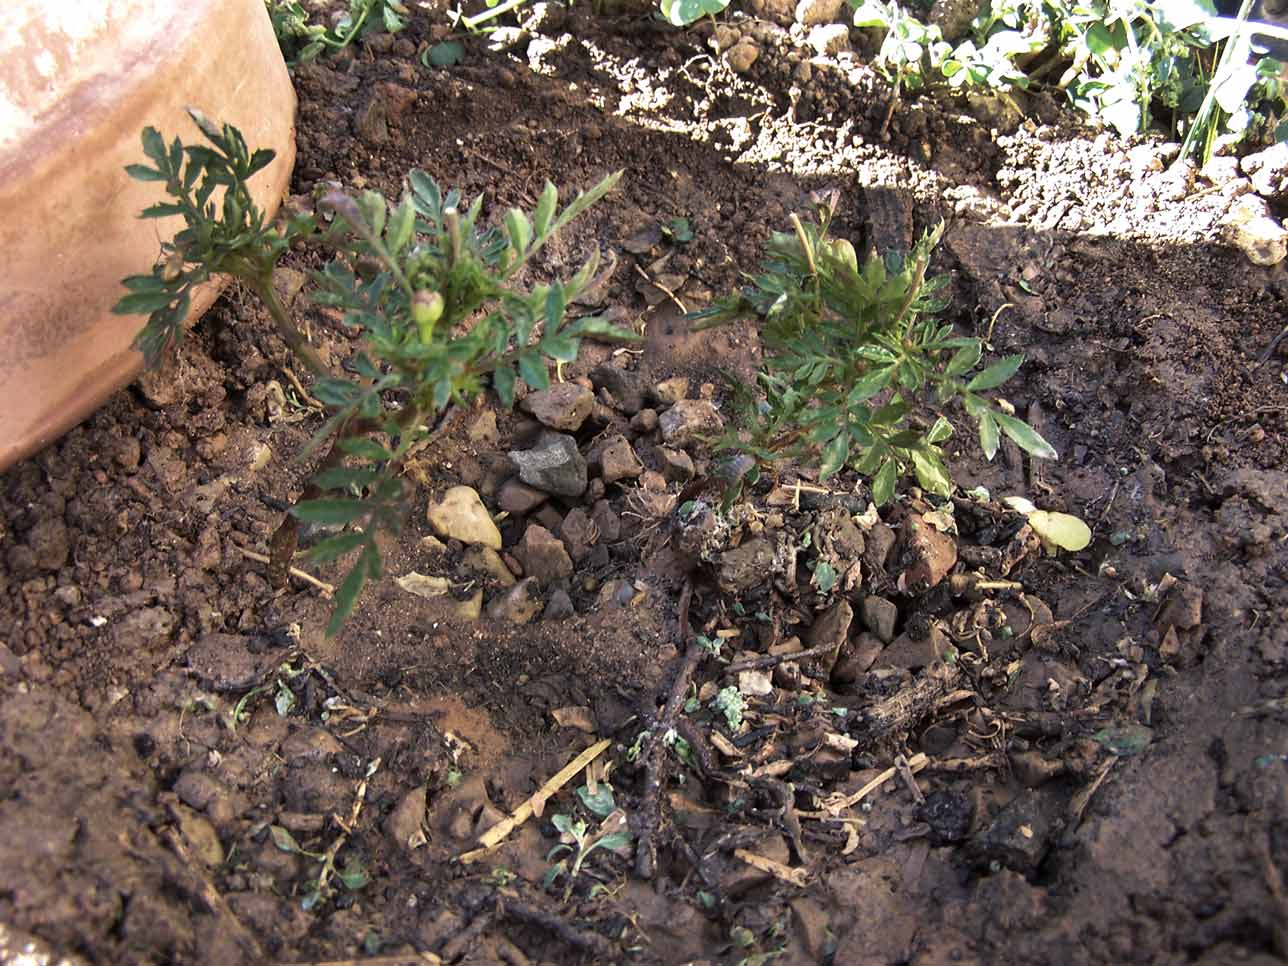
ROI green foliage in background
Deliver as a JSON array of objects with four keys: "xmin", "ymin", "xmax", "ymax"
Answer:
[
  {"xmin": 266, "ymin": 0, "xmax": 409, "ymax": 64},
  {"xmin": 849, "ymin": 0, "xmax": 1288, "ymax": 153}
]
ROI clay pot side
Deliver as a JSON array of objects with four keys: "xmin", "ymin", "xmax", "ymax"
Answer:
[{"xmin": 0, "ymin": 0, "xmax": 298, "ymax": 470}]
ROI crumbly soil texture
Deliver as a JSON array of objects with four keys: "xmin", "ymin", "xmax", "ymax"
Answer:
[{"xmin": 3, "ymin": 5, "xmax": 1288, "ymax": 965}]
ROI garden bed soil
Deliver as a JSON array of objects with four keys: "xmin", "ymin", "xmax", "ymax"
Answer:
[{"xmin": 1, "ymin": 5, "xmax": 1286, "ymax": 965}]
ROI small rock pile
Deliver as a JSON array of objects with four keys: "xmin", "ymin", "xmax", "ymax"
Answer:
[{"xmin": 408, "ymin": 363, "xmax": 724, "ymax": 624}]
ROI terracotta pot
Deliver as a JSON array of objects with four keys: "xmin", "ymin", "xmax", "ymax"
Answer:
[{"xmin": 0, "ymin": 0, "xmax": 297, "ymax": 470}]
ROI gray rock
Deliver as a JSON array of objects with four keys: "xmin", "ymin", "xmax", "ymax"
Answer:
[
  {"xmin": 970, "ymin": 790, "xmax": 1057, "ymax": 874},
  {"xmin": 543, "ymin": 587, "xmax": 576, "ymax": 620},
  {"xmin": 187, "ymin": 633, "xmax": 270, "ymax": 692},
  {"xmin": 877, "ymin": 623, "xmax": 955, "ymax": 670},
  {"xmin": 487, "ymin": 577, "xmax": 543, "ymax": 623},
  {"xmin": 1221, "ymin": 193, "xmax": 1287, "ymax": 266},
  {"xmin": 516, "ymin": 524, "xmax": 573, "ymax": 584},
  {"xmin": 629, "ymin": 408, "xmax": 658, "ymax": 434},
  {"xmin": 509, "ymin": 432, "xmax": 587, "ymax": 497},
  {"xmin": 831, "ymin": 632, "xmax": 885, "ymax": 684},
  {"xmin": 659, "ymin": 399, "xmax": 724, "ymax": 448},
  {"xmin": 589, "ymin": 364, "xmax": 647, "ymax": 414},
  {"xmin": 861, "ymin": 595, "xmax": 898, "ymax": 644},
  {"xmin": 520, "ymin": 382, "xmax": 594, "ymax": 432}
]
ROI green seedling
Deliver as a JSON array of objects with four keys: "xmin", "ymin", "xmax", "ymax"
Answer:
[
  {"xmin": 659, "ymin": 0, "xmax": 730, "ymax": 26},
  {"xmin": 116, "ymin": 112, "xmax": 630, "ymax": 635},
  {"xmin": 847, "ymin": 0, "xmax": 1288, "ymax": 156},
  {"xmin": 544, "ymin": 812, "xmax": 633, "ymax": 901},
  {"xmin": 694, "ymin": 191, "xmax": 1055, "ymax": 507},
  {"xmin": 710, "ymin": 685, "xmax": 745, "ymax": 730},
  {"xmin": 267, "ymin": 0, "xmax": 410, "ymax": 64}
]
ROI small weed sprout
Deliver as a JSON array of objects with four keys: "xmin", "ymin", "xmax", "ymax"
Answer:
[
  {"xmin": 267, "ymin": 0, "xmax": 410, "ymax": 65},
  {"xmin": 711, "ymin": 686, "xmax": 746, "ymax": 730},
  {"xmin": 544, "ymin": 810, "xmax": 632, "ymax": 901},
  {"xmin": 694, "ymin": 191, "xmax": 1055, "ymax": 506},
  {"xmin": 115, "ymin": 112, "xmax": 630, "ymax": 634}
]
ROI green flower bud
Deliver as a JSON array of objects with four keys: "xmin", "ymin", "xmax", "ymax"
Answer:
[
  {"xmin": 832, "ymin": 238, "xmax": 858, "ymax": 275},
  {"xmin": 412, "ymin": 290, "xmax": 444, "ymax": 342}
]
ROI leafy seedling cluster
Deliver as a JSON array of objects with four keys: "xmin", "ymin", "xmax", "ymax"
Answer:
[
  {"xmin": 266, "ymin": 0, "xmax": 410, "ymax": 64},
  {"xmin": 693, "ymin": 190, "xmax": 1056, "ymax": 506},
  {"xmin": 116, "ymin": 111, "xmax": 628, "ymax": 634},
  {"xmin": 849, "ymin": 0, "xmax": 1288, "ymax": 155},
  {"xmin": 544, "ymin": 781, "xmax": 633, "ymax": 901}
]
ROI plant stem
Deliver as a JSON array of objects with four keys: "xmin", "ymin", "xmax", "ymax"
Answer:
[{"xmin": 249, "ymin": 274, "xmax": 329, "ymax": 377}]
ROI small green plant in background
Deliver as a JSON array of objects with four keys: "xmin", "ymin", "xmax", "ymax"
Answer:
[
  {"xmin": 115, "ymin": 111, "xmax": 628, "ymax": 634},
  {"xmin": 266, "ymin": 0, "xmax": 410, "ymax": 64},
  {"xmin": 693, "ymin": 190, "xmax": 1055, "ymax": 506},
  {"xmin": 847, "ymin": 0, "xmax": 1288, "ymax": 156}
]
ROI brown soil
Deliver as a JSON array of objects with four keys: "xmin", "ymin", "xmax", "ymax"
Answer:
[{"xmin": 2, "ymin": 5, "xmax": 1287, "ymax": 965}]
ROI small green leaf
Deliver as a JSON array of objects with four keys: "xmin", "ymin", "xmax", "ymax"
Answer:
[
  {"xmin": 818, "ymin": 431, "xmax": 850, "ymax": 481},
  {"xmin": 813, "ymin": 560, "xmax": 837, "ymax": 593},
  {"xmin": 505, "ymin": 208, "xmax": 532, "ymax": 256},
  {"xmin": 493, "ymin": 364, "xmax": 517, "ymax": 407},
  {"xmin": 533, "ymin": 182, "xmax": 558, "ymax": 237},
  {"xmin": 140, "ymin": 202, "xmax": 186, "ymax": 219},
  {"xmin": 424, "ymin": 39, "xmax": 465, "ymax": 67},
  {"xmin": 124, "ymin": 163, "xmax": 167, "ymax": 182},
  {"xmin": 872, "ymin": 458, "xmax": 897, "ymax": 505},
  {"xmin": 114, "ymin": 290, "xmax": 175, "ymax": 315},
  {"xmin": 593, "ymin": 830, "xmax": 634, "ymax": 852},
  {"xmin": 338, "ymin": 437, "xmax": 394, "ymax": 461},
  {"xmin": 847, "ymin": 366, "xmax": 895, "ymax": 404},
  {"xmin": 993, "ymin": 411, "xmax": 1058, "ymax": 459},
  {"xmin": 519, "ymin": 353, "xmax": 550, "ymax": 390},
  {"xmin": 271, "ymin": 825, "xmax": 303, "ymax": 854},
  {"xmin": 978, "ymin": 411, "xmax": 1000, "ymax": 460},
  {"xmin": 326, "ymin": 551, "xmax": 372, "ymax": 637},
  {"xmin": 910, "ymin": 447, "xmax": 952, "ymax": 497},
  {"xmin": 966, "ymin": 354, "xmax": 1024, "ymax": 392},
  {"xmin": 313, "ymin": 466, "xmax": 380, "ymax": 491},
  {"xmin": 544, "ymin": 282, "xmax": 566, "ymax": 331},
  {"xmin": 926, "ymin": 415, "xmax": 953, "ymax": 444},
  {"xmin": 338, "ymin": 857, "xmax": 369, "ymax": 890},
  {"xmin": 540, "ymin": 334, "xmax": 579, "ymax": 363},
  {"xmin": 577, "ymin": 783, "xmax": 617, "ymax": 818},
  {"xmin": 945, "ymin": 340, "xmax": 982, "ymax": 377},
  {"xmin": 307, "ymin": 532, "xmax": 368, "ymax": 564},
  {"xmin": 291, "ymin": 498, "xmax": 370, "ymax": 525}
]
